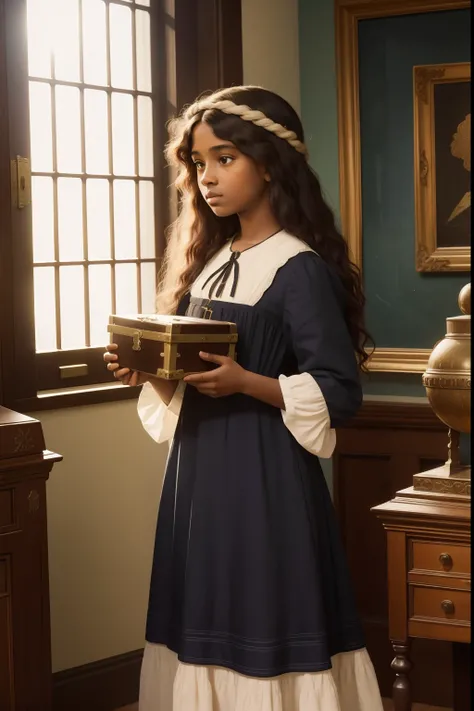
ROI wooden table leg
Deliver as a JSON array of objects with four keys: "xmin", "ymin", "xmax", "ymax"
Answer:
[
  {"xmin": 391, "ymin": 642, "xmax": 412, "ymax": 711},
  {"xmin": 453, "ymin": 642, "xmax": 470, "ymax": 711}
]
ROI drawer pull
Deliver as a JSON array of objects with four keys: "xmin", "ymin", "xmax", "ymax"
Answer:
[
  {"xmin": 441, "ymin": 599, "xmax": 455, "ymax": 614},
  {"xmin": 439, "ymin": 553, "xmax": 453, "ymax": 568}
]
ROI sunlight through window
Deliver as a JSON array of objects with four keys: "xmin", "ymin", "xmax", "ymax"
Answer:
[{"xmin": 26, "ymin": 0, "xmax": 157, "ymax": 352}]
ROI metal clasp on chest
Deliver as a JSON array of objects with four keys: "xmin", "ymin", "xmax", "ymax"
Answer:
[{"xmin": 132, "ymin": 330, "xmax": 143, "ymax": 351}]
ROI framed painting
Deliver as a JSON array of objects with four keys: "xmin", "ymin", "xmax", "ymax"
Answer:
[
  {"xmin": 414, "ymin": 62, "xmax": 471, "ymax": 272},
  {"xmin": 335, "ymin": 0, "xmax": 471, "ymax": 374}
]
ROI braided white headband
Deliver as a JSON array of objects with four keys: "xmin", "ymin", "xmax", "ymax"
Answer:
[{"xmin": 186, "ymin": 99, "xmax": 308, "ymax": 159}]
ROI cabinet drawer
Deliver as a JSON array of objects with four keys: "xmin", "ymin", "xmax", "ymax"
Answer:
[
  {"xmin": 411, "ymin": 541, "xmax": 470, "ymax": 575},
  {"xmin": 412, "ymin": 586, "xmax": 470, "ymax": 623}
]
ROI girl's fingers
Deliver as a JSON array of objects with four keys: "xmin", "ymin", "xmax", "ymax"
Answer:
[
  {"xmin": 103, "ymin": 345, "xmax": 137, "ymax": 385},
  {"xmin": 115, "ymin": 367, "xmax": 131, "ymax": 379}
]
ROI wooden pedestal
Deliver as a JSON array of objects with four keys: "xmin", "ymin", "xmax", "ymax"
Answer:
[{"xmin": 0, "ymin": 407, "xmax": 62, "ymax": 710}]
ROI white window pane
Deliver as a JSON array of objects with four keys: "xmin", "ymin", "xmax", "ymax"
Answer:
[
  {"xmin": 140, "ymin": 262, "xmax": 156, "ymax": 314},
  {"xmin": 56, "ymin": 85, "xmax": 82, "ymax": 174},
  {"xmin": 82, "ymin": 0, "xmax": 108, "ymax": 86},
  {"xmin": 52, "ymin": 0, "xmax": 80, "ymax": 82},
  {"xmin": 114, "ymin": 180, "xmax": 136, "ymax": 260},
  {"xmin": 27, "ymin": 0, "xmax": 52, "ymax": 78},
  {"xmin": 86, "ymin": 179, "xmax": 111, "ymax": 260},
  {"xmin": 136, "ymin": 10, "xmax": 152, "ymax": 93},
  {"xmin": 115, "ymin": 263, "xmax": 138, "ymax": 314},
  {"xmin": 136, "ymin": 0, "xmax": 151, "ymax": 6},
  {"xmin": 137, "ymin": 96, "xmax": 154, "ymax": 177},
  {"xmin": 84, "ymin": 89, "xmax": 109, "ymax": 174},
  {"xmin": 112, "ymin": 93, "xmax": 135, "ymax": 175},
  {"xmin": 60, "ymin": 266, "xmax": 86, "ymax": 348},
  {"xmin": 32, "ymin": 177, "xmax": 55, "ymax": 263},
  {"xmin": 34, "ymin": 267, "xmax": 57, "ymax": 351},
  {"xmin": 139, "ymin": 181, "xmax": 155, "ymax": 258},
  {"xmin": 58, "ymin": 178, "xmax": 84, "ymax": 261},
  {"xmin": 29, "ymin": 82, "xmax": 53, "ymax": 172},
  {"xmin": 109, "ymin": 4, "xmax": 133, "ymax": 90},
  {"xmin": 89, "ymin": 264, "xmax": 112, "ymax": 346}
]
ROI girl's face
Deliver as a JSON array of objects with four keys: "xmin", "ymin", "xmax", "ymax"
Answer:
[{"xmin": 191, "ymin": 121, "xmax": 270, "ymax": 218}]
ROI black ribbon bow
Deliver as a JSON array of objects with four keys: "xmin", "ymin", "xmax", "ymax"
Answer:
[{"xmin": 201, "ymin": 249, "xmax": 241, "ymax": 300}]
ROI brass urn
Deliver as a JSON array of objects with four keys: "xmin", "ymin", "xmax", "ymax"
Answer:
[{"xmin": 416, "ymin": 283, "xmax": 471, "ymax": 497}]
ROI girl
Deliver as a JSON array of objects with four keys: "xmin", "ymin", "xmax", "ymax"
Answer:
[{"xmin": 104, "ymin": 85, "xmax": 383, "ymax": 711}]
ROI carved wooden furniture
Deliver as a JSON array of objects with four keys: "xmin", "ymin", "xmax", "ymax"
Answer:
[
  {"xmin": 0, "ymin": 407, "xmax": 62, "ymax": 710},
  {"xmin": 372, "ymin": 482, "xmax": 470, "ymax": 711}
]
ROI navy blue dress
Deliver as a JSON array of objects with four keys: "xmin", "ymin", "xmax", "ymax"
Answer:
[{"xmin": 145, "ymin": 252, "xmax": 365, "ymax": 678}]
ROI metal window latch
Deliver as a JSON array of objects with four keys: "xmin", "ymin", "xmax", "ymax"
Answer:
[
  {"xmin": 11, "ymin": 155, "xmax": 31, "ymax": 209},
  {"xmin": 59, "ymin": 364, "xmax": 89, "ymax": 379}
]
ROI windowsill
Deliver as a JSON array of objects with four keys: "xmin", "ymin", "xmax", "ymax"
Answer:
[
  {"xmin": 38, "ymin": 381, "xmax": 126, "ymax": 397},
  {"xmin": 13, "ymin": 382, "xmax": 141, "ymax": 414}
]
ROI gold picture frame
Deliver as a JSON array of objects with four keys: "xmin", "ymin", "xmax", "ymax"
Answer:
[
  {"xmin": 414, "ymin": 62, "xmax": 471, "ymax": 272},
  {"xmin": 335, "ymin": 0, "xmax": 471, "ymax": 374}
]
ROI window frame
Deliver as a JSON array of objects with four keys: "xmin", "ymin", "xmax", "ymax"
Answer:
[{"xmin": 0, "ymin": 0, "xmax": 242, "ymax": 413}]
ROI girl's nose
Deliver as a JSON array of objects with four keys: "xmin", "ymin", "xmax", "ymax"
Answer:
[{"xmin": 201, "ymin": 168, "xmax": 217, "ymax": 186}]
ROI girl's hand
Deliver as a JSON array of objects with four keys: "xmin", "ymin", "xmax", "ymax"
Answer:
[
  {"xmin": 103, "ymin": 343, "xmax": 147, "ymax": 386},
  {"xmin": 183, "ymin": 352, "xmax": 248, "ymax": 397}
]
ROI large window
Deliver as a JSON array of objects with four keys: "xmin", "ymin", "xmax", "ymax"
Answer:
[
  {"xmin": 28, "ymin": 0, "xmax": 157, "ymax": 355},
  {"xmin": 28, "ymin": 0, "xmax": 162, "ymax": 388},
  {"xmin": 0, "ymin": 0, "xmax": 242, "ymax": 411}
]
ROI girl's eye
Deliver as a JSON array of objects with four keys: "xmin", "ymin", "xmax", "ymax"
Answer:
[
  {"xmin": 219, "ymin": 156, "xmax": 234, "ymax": 165},
  {"xmin": 193, "ymin": 161, "xmax": 204, "ymax": 170}
]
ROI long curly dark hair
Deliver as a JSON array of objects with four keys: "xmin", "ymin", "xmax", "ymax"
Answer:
[{"xmin": 157, "ymin": 85, "xmax": 373, "ymax": 369}]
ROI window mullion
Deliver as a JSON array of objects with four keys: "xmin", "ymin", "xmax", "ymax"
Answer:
[
  {"xmin": 50, "ymin": 48, "xmax": 62, "ymax": 351},
  {"xmin": 78, "ymin": 0, "xmax": 90, "ymax": 347},
  {"xmin": 132, "ymin": 4, "xmax": 142, "ymax": 314},
  {"xmin": 105, "ymin": 0, "xmax": 116, "ymax": 317}
]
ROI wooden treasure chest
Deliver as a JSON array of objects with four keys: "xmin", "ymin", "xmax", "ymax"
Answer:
[{"xmin": 107, "ymin": 314, "xmax": 238, "ymax": 380}]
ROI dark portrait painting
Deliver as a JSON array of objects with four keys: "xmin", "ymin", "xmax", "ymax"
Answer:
[{"xmin": 434, "ymin": 81, "xmax": 471, "ymax": 248}]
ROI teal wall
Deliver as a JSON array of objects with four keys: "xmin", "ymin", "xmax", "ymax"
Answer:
[{"xmin": 299, "ymin": 0, "xmax": 340, "ymax": 215}]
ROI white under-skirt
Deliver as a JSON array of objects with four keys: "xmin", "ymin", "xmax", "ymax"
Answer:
[{"xmin": 138, "ymin": 642, "xmax": 384, "ymax": 711}]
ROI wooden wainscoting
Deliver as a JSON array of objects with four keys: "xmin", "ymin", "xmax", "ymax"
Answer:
[
  {"xmin": 52, "ymin": 650, "xmax": 143, "ymax": 711},
  {"xmin": 334, "ymin": 399, "xmax": 453, "ymax": 707}
]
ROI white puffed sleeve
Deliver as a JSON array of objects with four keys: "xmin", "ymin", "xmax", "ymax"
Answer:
[
  {"xmin": 279, "ymin": 373, "xmax": 336, "ymax": 458},
  {"xmin": 137, "ymin": 380, "xmax": 186, "ymax": 444}
]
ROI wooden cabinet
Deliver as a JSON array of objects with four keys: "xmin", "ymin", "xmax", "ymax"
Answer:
[
  {"xmin": 373, "ymin": 484, "xmax": 471, "ymax": 711},
  {"xmin": 0, "ymin": 407, "xmax": 61, "ymax": 711}
]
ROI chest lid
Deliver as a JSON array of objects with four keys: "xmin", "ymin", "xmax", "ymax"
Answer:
[{"xmin": 108, "ymin": 314, "xmax": 238, "ymax": 343}]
